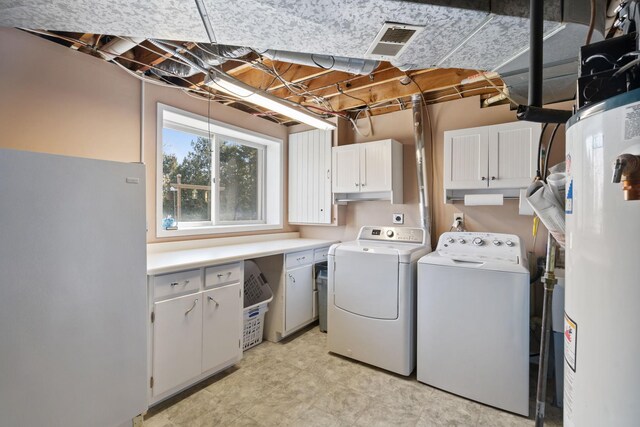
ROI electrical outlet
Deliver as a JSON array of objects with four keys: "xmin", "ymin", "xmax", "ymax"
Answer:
[
  {"xmin": 393, "ymin": 213, "xmax": 404, "ymax": 224},
  {"xmin": 453, "ymin": 213, "xmax": 464, "ymax": 224}
]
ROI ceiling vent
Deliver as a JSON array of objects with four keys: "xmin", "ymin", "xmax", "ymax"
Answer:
[{"xmin": 365, "ymin": 22, "xmax": 425, "ymax": 60}]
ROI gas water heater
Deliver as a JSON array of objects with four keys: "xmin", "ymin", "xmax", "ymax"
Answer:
[{"xmin": 564, "ymin": 89, "xmax": 640, "ymax": 426}]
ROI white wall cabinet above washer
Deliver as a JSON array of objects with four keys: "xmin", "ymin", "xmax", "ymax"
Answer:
[
  {"xmin": 288, "ymin": 129, "xmax": 334, "ymax": 225},
  {"xmin": 332, "ymin": 139, "xmax": 403, "ymax": 204},
  {"xmin": 443, "ymin": 122, "xmax": 541, "ymax": 197}
]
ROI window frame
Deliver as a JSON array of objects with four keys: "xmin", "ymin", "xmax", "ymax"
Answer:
[{"xmin": 156, "ymin": 103, "xmax": 283, "ymax": 238}]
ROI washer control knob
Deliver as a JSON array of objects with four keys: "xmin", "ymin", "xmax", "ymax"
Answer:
[
  {"xmin": 458, "ymin": 238, "xmax": 466, "ymax": 244},
  {"xmin": 386, "ymin": 230, "xmax": 395, "ymax": 238},
  {"xmin": 447, "ymin": 237, "xmax": 455, "ymax": 244},
  {"xmin": 472, "ymin": 237, "xmax": 484, "ymax": 246},
  {"xmin": 493, "ymin": 240, "xmax": 502, "ymax": 246},
  {"xmin": 505, "ymin": 240, "xmax": 515, "ymax": 247}
]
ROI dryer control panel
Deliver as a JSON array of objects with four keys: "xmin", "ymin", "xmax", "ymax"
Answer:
[
  {"xmin": 358, "ymin": 226, "xmax": 426, "ymax": 244},
  {"xmin": 436, "ymin": 232, "xmax": 525, "ymax": 264}
]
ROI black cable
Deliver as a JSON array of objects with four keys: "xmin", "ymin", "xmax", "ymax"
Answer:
[
  {"xmin": 536, "ymin": 123, "xmax": 549, "ymax": 179},
  {"xmin": 310, "ymin": 54, "xmax": 336, "ymax": 70},
  {"xmin": 543, "ymin": 123, "xmax": 562, "ymax": 180},
  {"xmin": 336, "ymin": 84, "xmax": 370, "ymax": 110}
]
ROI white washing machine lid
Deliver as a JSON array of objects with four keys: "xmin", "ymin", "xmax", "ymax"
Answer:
[
  {"xmin": 418, "ymin": 232, "xmax": 528, "ymax": 274},
  {"xmin": 419, "ymin": 251, "xmax": 528, "ymax": 274}
]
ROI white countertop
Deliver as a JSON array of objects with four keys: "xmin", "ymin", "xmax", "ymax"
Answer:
[{"xmin": 147, "ymin": 238, "xmax": 338, "ymax": 275}]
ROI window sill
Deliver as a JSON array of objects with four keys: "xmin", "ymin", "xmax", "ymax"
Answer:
[{"xmin": 156, "ymin": 222, "xmax": 283, "ymax": 238}]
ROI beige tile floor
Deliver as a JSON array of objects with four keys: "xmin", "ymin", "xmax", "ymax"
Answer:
[{"xmin": 145, "ymin": 325, "xmax": 563, "ymax": 427}]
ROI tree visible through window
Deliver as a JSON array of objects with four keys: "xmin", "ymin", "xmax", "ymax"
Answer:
[
  {"xmin": 162, "ymin": 129, "xmax": 264, "ymax": 226},
  {"xmin": 157, "ymin": 104, "xmax": 282, "ymax": 236}
]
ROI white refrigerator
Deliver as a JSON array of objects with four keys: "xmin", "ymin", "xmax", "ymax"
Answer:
[{"xmin": 0, "ymin": 149, "xmax": 148, "ymax": 427}]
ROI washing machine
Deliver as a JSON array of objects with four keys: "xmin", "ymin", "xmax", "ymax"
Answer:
[
  {"xmin": 327, "ymin": 226, "xmax": 430, "ymax": 376},
  {"xmin": 417, "ymin": 232, "xmax": 530, "ymax": 416}
]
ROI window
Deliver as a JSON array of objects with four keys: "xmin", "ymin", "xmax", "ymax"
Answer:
[{"xmin": 157, "ymin": 104, "xmax": 282, "ymax": 237}]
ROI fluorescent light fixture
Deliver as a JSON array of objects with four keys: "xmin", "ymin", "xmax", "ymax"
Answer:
[{"xmin": 205, "ymin": 72, "xmax": 336, "ymax": 131}]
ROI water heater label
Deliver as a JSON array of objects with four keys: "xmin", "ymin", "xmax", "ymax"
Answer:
[
  {"xmin": 564, "ymin": 313, "xmax": 577, "ymax": 372},
  {"xmin": 623, "ymin": 102, "xmax": 640, "ymax": 140}
]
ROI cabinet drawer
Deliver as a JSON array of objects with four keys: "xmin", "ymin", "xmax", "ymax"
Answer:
[
  {"xmin": 154, "ymin": 269, "xmax": 201, "ymax": 300},
  {"xmin": 285, "ymin": 250, "xmax": 314, "ymax": 268},
  {"xmin": 314, "ymin": 247, "xmax": 330, "ymax": 263},
  {"xmin": 205, "ymin": 262, "xmax": 242, "ymax": 288}
]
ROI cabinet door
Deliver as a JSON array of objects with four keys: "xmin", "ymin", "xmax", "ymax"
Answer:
[
  {"xmin": 152, "ymin": 293, "xmax": 202, "ymax": 397},
  {"xmin": 444, "ymin": 127, "xmax": 489, "ymax": 189},
  {"xmin": 488, "ymin": 122, "xmax": 541, "ymax": 189},
  {"xmin": 360, "ymin": 140, "xmax": 393, "ymax": 192},
  {"xmin": 202, "ymin": 284, "xmax": 242, "ymax": 372},
  {"xmin": 332, "ymin": 144, "xmax": 360, "ymax": 193},
  {"xmin": 285, "ymin": 264, "xmax": 313, "ymax": 333},
  {"xmin": 289, "ymin": 130, "xmax": 332, "ymax": 224}
]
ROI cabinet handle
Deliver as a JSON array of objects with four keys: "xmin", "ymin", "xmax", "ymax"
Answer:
[
  {"xmin": 184, "ymin": 299, "xmax": 198, "ymax": 316},
  {"xmin": 327, "ymin": 169, "xmax": 330, "ymax": 179},
  {"xmin": 288, "ymin": 273, "xmax": 296, "ymax": 284},
  {"xmin": 170, "ymin": 282, "xmax": 179, "ymax": 287},
  {"xmin": 217, "ymin": 273, "xmax": 224, "ymax": 278},
  {"xmin": 491, "ymin": 176, "xmax": 496, "ymax": 180},
  {"xmin": 362, "ymin": 183, "xmax": 367, "ymax": 187},
  {"xmin": 481, "ymin": 176, "xmax": 487, "ymax": 181},
  {"xmin": 355, "ymin": 182, "xmax": 360, "ymax": 186},
  {"xmin": 208, "ymin": 296, "xmax": 219, "ymax": 307}
]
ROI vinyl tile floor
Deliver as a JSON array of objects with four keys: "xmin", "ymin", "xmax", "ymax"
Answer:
[{"xmin": 144, "ymin": 325, "xmax": 563, "ymax": 427}]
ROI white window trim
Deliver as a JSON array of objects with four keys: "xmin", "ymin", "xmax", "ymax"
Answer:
[{"xmin": 156, "ymin": 103, "xmax": 283, "ymax": 238}]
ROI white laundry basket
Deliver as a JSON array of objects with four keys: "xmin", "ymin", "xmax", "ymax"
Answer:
[{"xmin": 243, "ymin": 260, "xmax": 273, "ymax": 351}]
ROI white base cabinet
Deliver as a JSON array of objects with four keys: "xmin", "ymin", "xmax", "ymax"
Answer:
[
  {"xmin": 285, "ymin": 264, "xmax": 314, "ymax": 333},
  {"xmin": 152, "ymin": 293, "xmax": 203, "ymax": 397},
  {"xmin": 148, "ymin": 263, "xmax": 243, "ymax": 405},
  {"xmin": 202, "ymin": 284, "xmax": 242, "ymax": 372},
  {"xmin": 260, "ymin": 246, "xmax": 330, "ymax": 342}
]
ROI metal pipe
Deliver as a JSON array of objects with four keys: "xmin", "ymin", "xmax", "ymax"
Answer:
[
  {"xmin": 535, "ymin": 233, "xmax": 558, "ymax": 426},
  {"xmin": 412, "ymin": 94, "xmax": 429, "ymax": 232},
  {"xmin": 529, "ymin": 0, "xmax": 544, "ymax": 107},
  {"xmin": 260, "ymin": 49, "xmax": 379, "ymax": 75},
  {"xmin": 140, "ymin": 80, "xmax": 145, "ymax": 164},
  {"xmin": 148, "ymin": 39, "xmax": 209, "ymax": 75}
]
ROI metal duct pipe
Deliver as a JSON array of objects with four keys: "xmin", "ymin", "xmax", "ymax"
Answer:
[
  {"xmin": 152, "ymin": 44, "xmax": 251, "ymax": 78},
  {"xmin": 412, "ymin": 94, "xmax": 429, "ymax": 233},
  {"xmin": 99, "ymin": 37, "xmax": 145, "ymax": 61},
  {"xmin": 529, "ymin": 0, "xmax": 544, "ymax": 107},
  {"xmin": 260, "ymin": 49, "xmax": 379, "ymax": 75}
]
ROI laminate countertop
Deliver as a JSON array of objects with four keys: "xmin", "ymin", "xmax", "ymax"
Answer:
[{"xmin": 147, "ymin": 238, "xmax": 338, "ymax": 275}]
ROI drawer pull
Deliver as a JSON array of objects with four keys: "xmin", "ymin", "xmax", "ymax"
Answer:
[
  {"xmin": 217, "ymin": 272, "xmax": 232, "ymax": 279},
  {"xmin": 288, "ymin": 273, "xmax": 296, "ymax": 284},
  {"xmin": 170, "ymin": 280, "xmax": 189, "ymax": 287},
  {"xmin": 185, "ymin": 299, "xmax": 198, "ymax": 316},
  {"xmin": 208, "ymin": 296, "xmax": 219, "ymax": 307}
]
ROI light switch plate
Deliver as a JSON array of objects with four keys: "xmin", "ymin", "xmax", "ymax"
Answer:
[{"xmin": 393, "ymin": 213, "xmax": 404, "ymax": 224}]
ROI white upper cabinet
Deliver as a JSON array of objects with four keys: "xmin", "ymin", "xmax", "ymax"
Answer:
[
  {"xmin": 332, "ymin": 144, "xmax": 360, "ymax": 193},
  {"xmin": 360, "ymin": 140, "xmax": 393, "ymax": 192},
  {"xmin": 444, "ymin": 121, "xmax": 541, "ymax": 194},
  {"xmin": 288, "ymin": 129, "xmax": 333, "ymax": 224},
  {"xmin": 444, "ymin": 126, "xmax": 489, "ymax": 190},
  {"xmin": 332, "ymin": 139, "xmax": 403, "ymax": 204},
  {"xmin": 488, "ymin": 122, "xmax": 540, "ymax": 189}
]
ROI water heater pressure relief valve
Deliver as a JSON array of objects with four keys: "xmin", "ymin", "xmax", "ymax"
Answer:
[{"xmin": 612, "ymin": 153, "xmax": 640, "ymax": 200}]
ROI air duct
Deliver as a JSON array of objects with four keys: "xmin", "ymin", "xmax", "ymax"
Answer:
[
  {"xmin": 412, "ymin": 94, "xmax": 430, "ymax": 234},
  {"xmin": 260, "ymin": 49, "xmax": 380, "ymax": 75},
  {"xmin": 99, "ymin": 37, "xmax": 145, "ymax": 61},
  {"xmin": 152, "ymin": 44, "xmax": 252, "ymax": 78}
]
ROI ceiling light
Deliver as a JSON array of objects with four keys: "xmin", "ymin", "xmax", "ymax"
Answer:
[{"xmin": 205, "ymin": 72, "xmax": 336, "ymax": 131}]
